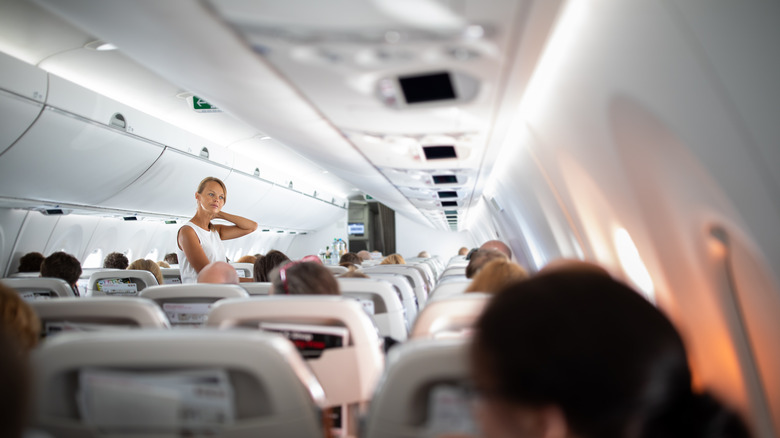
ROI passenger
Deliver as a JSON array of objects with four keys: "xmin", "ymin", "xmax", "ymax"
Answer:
[
  {"xmin": 465, "ymin": 259, "xmax": 528, "ymax": 293},
  {"xmin": 127, "ymin": 258, "xmax": 164, "ymax": 285},
  {"xmin": 457, "ymin": 246, "xmax": 469, "ymax": 256},
  {"xmin": 479, "ymin": 240, "xmax": 512, "ymax": 259},
  {"xmin": 0, "ymin": 329, "xmax": 32, "ymax": 438},
  {"xmin": 380, "ymin": 253, "xmax": 406, "ymax": 265},
  {"xmin": 538, "ymin": 258, "xmax": 611, "ymax": 277},
  {"xmin": 17, "ymin": 252, "xmax": 44, "ymax": 273},
  {"xmin": 270, "ymin": 256, "xmax": 339, "ymax": 295},
  {"xmin": 339, "ymin": 252, "xmax": 362, "ymax": 266},
  {"xmin": 465, "ymin": 249, "xmax": 507, "ymax": 278},
  {"xmin": 102, "ymin": 251, "xmax": 129, "ymax": 270},
  {"xmin": 357, "ymin": 250, "xmax": 372, "ymax": 261},
  {"xmin": 236, "ymin": 254, "xmax": 256, "ymax": 264},
  {"xmin": 177, "ymin": 177, "xmax": 258, "ymax": 283},
  {"xmin": 417, "ymin": 250, "xmax": 430, "ymax": 258},
  {"xmin": 0, "ymin": 283, "xmax": 40, "ymax": 353},
  {"xmin": 254, "ymin": 250, "xmax": 291, "ymax": 282},
  {"xmin": 156, "ymin": 260, "xmax": 171, "ymax": 268},
  {"xmin": 340, "ymin": 270, "xmax": 369, "ymax": 279},
  {"xmin": 164, "ymin": 252, "xmax": 178, "ymax": 266},
  {"xmin": 40, "ymin": 251, "xmax": 82, "ymax": 296},
  {"xmin": 197, "ymin": 261, "xmax": 239, "ymax": 285},
  {"xmin": 470, "ymin": 271, "xmax": 750, "ymax": 438},
  {"xmin": 465, "ymin": 247, "xmax": 478, "ymax": 260}
]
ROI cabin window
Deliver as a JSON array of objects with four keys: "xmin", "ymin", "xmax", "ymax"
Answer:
[
  {"xmin": 124, "ymin": 249, "xmax": 133, "ymax": 262},
  {"xmin": 83, "ymin": 249, "xmax": 103, "ymax": 269},
  {"xmin": 614, "ymin": 228, "xmax": 654, "ymax": 301},
  {"xmin": 145, "ymin": 249, "xmax": 159, "ymax": 262}
]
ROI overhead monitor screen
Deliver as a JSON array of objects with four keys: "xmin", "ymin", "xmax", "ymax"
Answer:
[
  {"xmin": 96, "ymin": 278, "xmax": 138, "ymax": 296},
  {"xmin": 399, "ymin": 72, "xmax": 456, "ymax": 104},
  {"xmin": 423, "ymin": 146, "xmax": 457, "ymax": 160},
  {"xmin": 348, "ymin": 222, "xmax": 365, "ymax": 236},
  {"xmin": 433, "ymin": 175, "xmax": 458, "ymax": 184}
]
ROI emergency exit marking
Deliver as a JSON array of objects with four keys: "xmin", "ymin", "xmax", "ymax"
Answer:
[{"xmin": 192, "ymin": 96, "xmax": 222, "ymax": 113}]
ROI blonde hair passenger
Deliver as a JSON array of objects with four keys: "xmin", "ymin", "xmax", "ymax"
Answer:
[
  {"xmin": 466, "ymin": 258, "xmax": 528, "ymax": 294},
  {"xmin": 380, "ymin": 253, "xmax": 406, "ymax": 265},
  {"xmin": 128, "ymin": 258, "xmax": 164, "ymax": 286}
]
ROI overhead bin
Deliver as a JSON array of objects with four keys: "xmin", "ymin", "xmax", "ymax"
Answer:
[
  {"xmin": 0, "ymin": 52, "xmax": 47, "ymax": 155},
  {"xmin": 0, "ymin": 106, "xmax": 164, "ymax": 206},
  {"xmin": 257, "ymin": 185, "xmax": 346, "ymax": 230}
]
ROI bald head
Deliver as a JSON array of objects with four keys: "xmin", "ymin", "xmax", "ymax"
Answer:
[
  {"xmin": 197, "ymin": 262, "xmax": 239, "ymax": 284},
  {"xmin": 357, "ymin": 250, "xmax": 371, "ymax": 261},
  {"xmin": 480, "ymin": 240, "xmax": 512, "ymax": 259},
  {"xmin": 537, "ymin": 259, "xmax": 611, "ymax": 278}
]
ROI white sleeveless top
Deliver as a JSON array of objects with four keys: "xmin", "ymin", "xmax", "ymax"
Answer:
[{"xmin": 176, "ymin": 221, "xmax": 227, "ymax": 284}]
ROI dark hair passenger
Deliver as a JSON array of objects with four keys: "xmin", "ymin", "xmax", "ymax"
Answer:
[
  {"xmin": 17, "ymin": 252, "xmax": 44, "ymax": 273},
  {"xmin": 470, "ymin": 271, "xmax": 750, "ymax": 438},
  {"xmin": 270, "ymin": 256, "xmax": 339, "ymax": 296},
  {"xmin": 254, "ymin": 250, "xmax": 291, "ymax": 282}
]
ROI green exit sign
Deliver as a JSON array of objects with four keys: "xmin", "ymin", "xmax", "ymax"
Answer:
[
  {"xmin": 365, "ymin": 194, "xmax": 374, "ymax": 200},
  {"xmin": 192, "ymin": 96, "xmax": 222, "ymax": 113}
]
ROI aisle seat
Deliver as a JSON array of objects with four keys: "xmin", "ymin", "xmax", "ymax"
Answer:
[
  {"xmin": 139, "ymin": 283, "xmax": 249, "ymax": 327},
  {"xmin": 337, "ymin": 278, "xmax": 407, "ymax": 342},
  {"xmin": 429, "ymin": 279, "xmax": 471, "ymax": 300},
  {"xmin": 362, "ymin": 266, "xmax": 428, "ymax": 308},
  {"xmin": 31, "ymin": 330, "xmax": 325, "ymax": 437},
  {"xmin": 2, "ymin": 277, "xmax": 76, "ymax": 300},
  {"xmin": 229, "ymin": 262, "xmax": 254, "ymax": 279},
  {"xmin": 31, "ymin": 297, "xmax": 170, "ymax": 335},
  {"xmin": 159, "ymin": 267, "xmax": 182, "ymax": 284},
  {"xmin": 362, "ymin": 338, "xmax": 476, "ymax": 438},
  {"xmin": 361, "ymin": 273, "xmax": 418, "ymax": 330},
  {"xmin": 241, "ymin": 281, "xmax": 272, "ymax": 296},
  {"xmin": 410, "ymin": 293, "xmax": 491, "ymax": 339},
  {"xmin": 206, "ymin": 295, "xmax": 384, "ymax": 436},
  {"xmin": 87, "ymin": 269, "xmax": 158, "ymax": 297}
]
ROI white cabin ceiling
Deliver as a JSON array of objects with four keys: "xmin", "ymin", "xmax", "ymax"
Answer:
[{"xmin": 2, "ymin": 0, "xmax": 550, "ymax": 231}]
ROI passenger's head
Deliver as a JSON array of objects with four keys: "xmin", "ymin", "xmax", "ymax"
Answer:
[
  {"xmin": 156, "ymin": 260, "xmax": 171, "ymax": 269},
  {"xmin": 357, "ymin": 250, "xmax": 372, "ymax": 261},
  {"xmin": 471, "ymin": 271, "xmax": 750, "ymax": 438},
  {"xmin": 254, "ymin": 250, "xmax": 291, "ymax": 282},
  {"xmin": 271, "ymin": 256, "xmax": 339, "ymax": 295},
  {"xmin": 0, "ymin": 283, "xmax": 40, "ymax": 353},
  {"xmin": 197, "ymin": 261, "xmax": 239, "ymax": 285},
  {"xmin": 127, "ymin": 258, "xmax": 164, "ymax": 285},
  {"xmin": 195, "ymin": 176, "xmax": 227, "ymax": 213},
  {"xmin": 340, "ymin": 270, "xmax": 369, "ymax": 279},
  {"xmin": 0, "ymin": 328, "xmax": 32, "ymax": 438},
  {"xmin": 237, "ymin": 255, "xmax": 256, "ymax": 264},
  {"xmin": 380, "ymin": 253, "xmax": 406, "ymax": 265},
  {"xmin": 40, "ymin": 252, "xmax": 82, "ymax": 288},
  {"xmin": 417, "ymin": 250, "xmax": 430, "ymax": 258},
  {"xmin": 103, "ymin": 251, "xmax": 129, "ymax": 270},
  {"xmin": 465, "ymin": 259, "xmax": 528, "ymax": 293},
  {"xmin": 465, "ymin": 249, "xmax": 507, "ymax": 278},
  {"xmin": 458, "ymin": 246, "xmax": 469, "ymax": 256},
  {"xmin": 339, "ymin": 252, "xmax": 362, "ymax": 265},
  {"xmin": 538, "ymin": 258, "xmax": 611, "ymax": 277},
  {"xmin": 164, "ymin": 252, "xmax": 178, "ymax": 265},
  {"xmin": 17, "ymin": 252, "xmax": 44, "ymax": 273},
  {"xmin": 479, "ymin": 240, "xmax": 512, "ymax": 259}
]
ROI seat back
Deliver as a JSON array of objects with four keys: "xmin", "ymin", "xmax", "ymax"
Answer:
[
  {"xmin": 229, "ymin": 262, "xmax": 254, "ymax": 279},
  {"xmin": 337, "ymin": 278, "xmax": 407, "ymax": 342},
  {"xmin": 87, "ymin": 269, "xmax": 158, "ymax": 297},
  {"xmin": 2, "ymin": 277, "xmax": 76, "ymax": 300},
  {"xmin": 207, "ymin": 295, "xmax": 384, "ymax": 435},
  {"xmin": 363, "ymin": 338, "xmax": 476, "ymax": 438},
  {"xmin": 362, "ymin": 265, "xmax": 429, "ymax": 308},
  {"xmin": 361, "ymin": 273, "xmax": 418, "ymax": 330},
  {"xmin": 440, "ymin": 266, "xmax": 467, "ymax": 278},
  {"xmin": 31, "ymin": 297, "xmax": 171, "ymax": 335},
  {"xmin": 139, "ymin": 284, "xmax": 249, "ymax": 327},
  {"xmin": 159, "ymin": 267, "xmax": 182, "ymax": 284},
  {"xmin": 408, "ymin": 261, "xmax": 436, "ymax": 288},
  {"xmin": 324, "ymin": 264, "xmax": 349, "ymax": 275},
  {"xmin": 240, "ymin": 282, "xmax": 272, "ymax": 296},
  {"xmin": 31, "ymin": 330, "xmax": 325, "ymax": 438},
  {"xmin": 429, "ymin": 279, "xmax": 471, "ymax": 300},
  {"xmin": 410, "ymin": 293, "xmax": 491, "ymax": 339}
]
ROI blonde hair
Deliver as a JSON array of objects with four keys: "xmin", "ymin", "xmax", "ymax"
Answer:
[
  {"xmin": 0, "ymin": 283, "xmax": 40, "ymax": 352},
  {"xmin": 156, "ymin": 260, "xmax": 171, "ymax": 268},
  {"xmin": 197, "ymin": 176, "xmax": 227, "ymax": 204},
  {"xmin": 380, "ymin": 253, "xmax": 406, "ymax": 265},
  {"xmin": 237, "ymin": 255, "xmax": 257, "ymax": 264},
  {"xmin": 466, "ymin": 259, "xmax": 528, "ymax": 294},
  {"xmin": 128, "ymin": 259, "xmax": 164, "ymax": 286}
]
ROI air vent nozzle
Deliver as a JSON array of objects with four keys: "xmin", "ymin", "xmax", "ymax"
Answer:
[
  {"xmin": 109, "ymin": 113, "xmax": 126, "ymax": 131},
  {"xmin": 437, "ymin": 191, "xmax": 458, "ymax": 199},
  {"xmin": 433, "ymin": 175, "xmax": 458, "ymax": 184}
]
